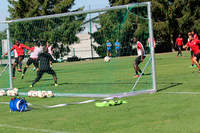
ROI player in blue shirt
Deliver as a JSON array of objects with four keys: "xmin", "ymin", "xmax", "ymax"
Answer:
[
  {"xmin": 106, "ymin": 40, "xmax": 112, "ymax": 57},
  {"xmin": 115, "ymin": 40, "xmax": 120, "ymax": 57}
]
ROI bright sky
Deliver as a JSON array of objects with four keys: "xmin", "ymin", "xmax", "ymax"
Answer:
[
  {"xmin": 73, "ymin": 0, "xmax": 109, "ymax": 10},
  {"xmin": 0, "ymin": 0, "xmax": 9, "ymax": 21},
  {"xmin": 0, "ymin": 0, "xmax": 109, "ymax": 21}
]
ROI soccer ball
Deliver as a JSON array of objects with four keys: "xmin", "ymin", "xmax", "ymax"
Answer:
[
  {"xmin": 46, "ymin": 91, "xmax": 54, "ymax": 98},
  {"xmin": 13, "ymin": 88, "xmax": 18, "ymax": 92},
  {"xmin": 28, "ymin": 90, "xmax": 54, "ymax": 98},
  {"xmin": 7, "ymin": 89, "xmax": 18, "ymax": 96},
  {"xmin": 31, "ymin": 91, "xmax": 38, "ymax": 97},
  {"xmin": 37, "ymin": 91, "xmax": 45, "ymax": 98},
  {"xmin": 104, "ymin": 56, "xmax": 110, "ymax": 62},
  {"xmin": 28, "ymin": 91, "xmax": 33, "ymax": 97},
  {"xmin": 0, "ymin": 89, "xmax": 6, "ymax": 96},
  {"xmin": 41, "ymin": 91, "xmax": 48, "ymax": 98}
]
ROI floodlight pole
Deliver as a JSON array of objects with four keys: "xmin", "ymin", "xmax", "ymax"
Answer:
[
  {"xmin": 6, "ymin": 23, "xmax": 13, "ymax": 89},
  {"xmin": 147, "ymin": 2, "xmax": 157, "ymax": 91}
]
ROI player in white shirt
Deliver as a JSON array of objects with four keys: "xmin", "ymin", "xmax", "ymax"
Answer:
[
  {"xmin": 133, "ymin": 37, "xmax": 146, "ymax": 78},
  {"xmin": 46, "ymin": 42, "xmax": 54, "ymax": 67},
  {"xmin": 21, "ymin": 42, "xmax": 42, "ymax": 79},
  {"xmin": 46, "ymin": 42, "xmax": 53, "ymax": 56}
]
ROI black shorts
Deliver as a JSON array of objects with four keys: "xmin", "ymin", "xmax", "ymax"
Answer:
[
  {"xmin": 178, "ymin": 45, "xmax": 182, "ymax": 50},
  {"xmin": 26, "ymin": 58, "xmax": 39, "ymax": 68},
  {"xmin": 14, "ymin": 56, "xmax": 24, "ymax": 64},
  {"xmin": 135, "ymin": 55, "xmax": 146, "ymax": 65},
  {"xmin": 194, "ymin": 53, "xmax": 200, "ymax": 62},
  {"xmin": 191, "ymin": 51, "xmax": 194, "ymax": 57},
  {"xmin": 14, "ymin": 57, "xmax": 19, "ymax": 64},
  {"xmin": 18, "ymin": 55, "xmax": 25, "ymax": 60}
]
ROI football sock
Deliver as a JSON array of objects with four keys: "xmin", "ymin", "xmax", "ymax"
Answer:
[
  {"xmin": 139, "ymin": 69, "xmax": 142, "ymax": 73},
  {"xmin": 23, "ymin": 67, "xmax": 27, "ymax": 74},
  {"xmin": 12, "ymin": 67, "xmax": 16, "ymax": 77},
  {"xmin": 136, "ymin": 71, "xmax": 139, "ymax": 75}
]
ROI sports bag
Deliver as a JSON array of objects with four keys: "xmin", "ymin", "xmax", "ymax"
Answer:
[{"xmin": 9, "ymin": 97, "xmax": 28, "ymax": 112}]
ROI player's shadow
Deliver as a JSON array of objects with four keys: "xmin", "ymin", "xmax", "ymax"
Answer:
[
  {"xmin": 27, "ymin": 78, "xmax": 53, "ymax": 82},
  {"xmin": 157, "ymin": 82, "xmax": 183, "ymax": 92}
]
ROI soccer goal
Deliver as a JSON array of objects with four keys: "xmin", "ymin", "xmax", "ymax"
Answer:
[{"xmin": 0, "ymin": 2, "xmax": 156, "ymax": 98}]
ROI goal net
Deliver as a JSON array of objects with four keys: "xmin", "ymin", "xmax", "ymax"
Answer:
[
  {"xmin": 0, "ymin": 23, "xmax": 10, "ymax": 90},
  {"xmin": 1, "ymin": 2, "xmax": 156, "ymax": 97}
]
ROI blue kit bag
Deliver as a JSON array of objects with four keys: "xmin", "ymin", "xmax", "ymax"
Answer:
[{"xmin": 9, "ymin": 97, "xmax": 28, "ymax": 112}]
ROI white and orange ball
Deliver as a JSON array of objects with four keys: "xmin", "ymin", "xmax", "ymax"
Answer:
[
  {"xmin": 104, "ymin": 56, "xmax": 110, "ymax": 62},
  {"xmin": 37, "ymin": 91, "xmax": 45, "ymax": 98},
  {"xmin": 31, "ymin": 91, "xmax": 38, "ymax": 97},
  {"xmin": 0, "ymin": 89, "xmax": 6, "ymax": 96},
  {"xmin": 28, "ymin": 91, "xmax": 34, "ymax": 97},
  {"xmin": 47, "ymin": 91, "xmax": 54, "ymax": 98},
  {"xmin": 7, "ymin": 90, "xmax": 18, "ymax": 96}
]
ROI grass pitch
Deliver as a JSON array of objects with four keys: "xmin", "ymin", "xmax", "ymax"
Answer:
[
  {"xmin": 1, "ymin": 51, "xmax": 200, "ymax": 133},
  {"xmin": 11, "ymin": 55, "xmax": 152, "ymax": 94}
]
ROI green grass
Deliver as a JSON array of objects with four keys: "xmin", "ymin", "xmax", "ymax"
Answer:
[
  {"xmin": 10, "ymin": 55, "xmax": 152, "ymax": 94},
  {"xmin": 1, "ymin": 51, "xmax": 200, "ymax": 133},
  {"xmin": 0, "ymin": 64, "xmax": 9, "ymax": 88}
]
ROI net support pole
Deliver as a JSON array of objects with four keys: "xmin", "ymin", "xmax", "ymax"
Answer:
[
  {"xmin": 147, "ymin": 2, "xmax": 156, "ymax": 91},
  {"xmin": 6, "ymin": 23, "xmax": 13, "ymax": 89}
]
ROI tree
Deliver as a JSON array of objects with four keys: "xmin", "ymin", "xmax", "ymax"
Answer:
[
  {"xmin": 91, "ymin": 1, "xmax": 148, "ymax": 57},
  {"xmin": 7, "ymin": 0, "xmax": 86, "ymax": 58},
  {"xmin": 108, "ymin": 0, "xmax": 200, "ymax": 52},
  {"xmin": 8, "ymin": 0, "xmax": 76, "ymax": 18}
]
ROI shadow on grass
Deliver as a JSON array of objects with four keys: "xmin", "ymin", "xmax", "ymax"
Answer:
[
  {"xmin": 26, "ymin": 78, "xmax": 53, "ymax": 82},
  {"xmin": 58, "ymin": 81, "xmax": 155, "ymax": 86},
  {"xmin": 157, "ymin": 82, "xmax": 183, "ymax": 92},
  {"xmin": 59, "ymin": 82, "xmax": 133, "ymax": 85},
  {"xmin": 143, "ymin": 73, "xmax": 151, "ymax": 76}
]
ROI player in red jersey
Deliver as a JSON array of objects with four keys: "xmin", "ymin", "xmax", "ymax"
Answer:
[
  {"xmin": 146, "ymin": 38, "xmax": 156, "ymax": 54},
  {"xmin": 192, "ymin": 30, "xmax": 199, "ymax": 40},
  {"xmin": 186, "ymin": 32, "xmax": 195, "ymax": 67},
  {"xmin": 176, "ymin": 34, "xmax": 183, "ymax": 56},
  {"xmin": 183, "ymin": 34, "xmax": 200, "ymax": 72},
  {"xmin": 147, "ymin": 38, "xmax": 156, "ymax": 48},
  {"xmin": 2, "ymin": 40, "xmax": 31, "ymax": 78},
  {"xmin": 133, "ymin": 37, "xmax": 146, "ymax": 78}
]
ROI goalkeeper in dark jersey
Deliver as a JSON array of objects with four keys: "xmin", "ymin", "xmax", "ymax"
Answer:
[{"xmin": 30, "ymin": 47, "xmax": 58, "ymax": 87}]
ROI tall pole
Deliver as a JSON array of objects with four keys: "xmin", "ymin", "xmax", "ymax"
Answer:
[
  {"xmin": 89, "ymin": 5, "xmax": 94, "ymax": 59},
  {"xmin": 147, "ymin": 2, "xmax": 156, "ymax": 91},
  {"xmin": 6, "ymin": 23, "xmax": 13, "ymax": 89}
]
